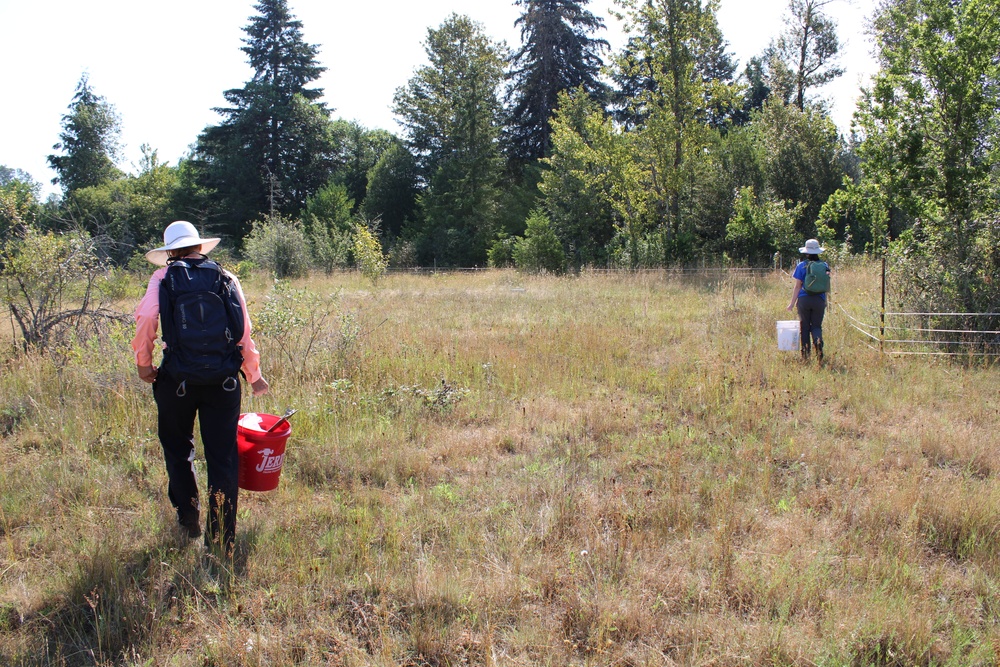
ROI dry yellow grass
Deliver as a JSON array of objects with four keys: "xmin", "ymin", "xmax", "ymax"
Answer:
[{"xmin": 1, "ymin": 266, "xmax": 999, "ymax": 666}]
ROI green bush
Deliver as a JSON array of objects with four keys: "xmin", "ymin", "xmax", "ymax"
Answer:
[
  {"xmin": 0, "ymin": 224, "xmax": 126, "ymax": 352},
  {"xmin": 487, "ymin": 233, "xmax": 517, "ymax": 268},
  {"xmin": 725, "ymin": 186, "xmax": 803, "ymax": 266},
  {"xmin": 512, "ymin": 209, "xmax": 566, "ymax": 274},
  {"xmin": 303, "ymin": 182, "xmax": 354, "ymax": 273},
  {"xmin": 305, "ymin": 212, "xmax": 352, "ymax": 274},
  {"xmin": 242, "ymin": 215, "xmax": 311, "ymax": 279},
  {"xmin": 354, "ymin": 221, "xmax": 388, "ymax": 285}
]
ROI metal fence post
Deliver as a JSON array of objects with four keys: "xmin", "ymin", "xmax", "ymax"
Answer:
[{"xmin": 880, "ymin": 255, "xmax": 887, "ymax": 354}]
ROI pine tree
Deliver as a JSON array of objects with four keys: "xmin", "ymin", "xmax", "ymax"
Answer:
[
  {"xmin": 47, "ymin": 74, "xmax": 122, "ymax": 194},
  {"xmin": 766, "ymin": 0, "xmax": 843, "ymax": 110},
  {"xmin": 506, "ymin": 0, "xmax": 609, "ymax": 160},
  {"xmin": 195, "ymin": 0, "xmax": 335, "ymax": 239}
]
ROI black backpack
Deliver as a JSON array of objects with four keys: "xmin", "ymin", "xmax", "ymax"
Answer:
[{"xmin": 158, "ymin": 257, "xmax": 245, "ymax": 385}]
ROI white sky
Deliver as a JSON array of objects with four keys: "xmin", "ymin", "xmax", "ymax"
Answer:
[{"xmin": 0, "ymin": 0, "xmax": 877, "ymax": 198}]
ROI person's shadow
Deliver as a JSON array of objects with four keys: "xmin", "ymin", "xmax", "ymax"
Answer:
[{"xmin": 4, "ymin": 518, "xmax": 259, "ymax": 666}]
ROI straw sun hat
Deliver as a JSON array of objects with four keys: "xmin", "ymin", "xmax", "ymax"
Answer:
[
  {"xmin": 798, "ymin": 238, "xmax": 824, "ymax": 255},
  {"xmin": 145, "ymin": 221, "xmax": 221, "ymax": 266}
]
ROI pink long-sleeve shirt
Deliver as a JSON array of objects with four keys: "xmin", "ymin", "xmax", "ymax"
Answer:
[{"xmin": 131, "ymin": 258, "xmax": 263, "ymax": 383}]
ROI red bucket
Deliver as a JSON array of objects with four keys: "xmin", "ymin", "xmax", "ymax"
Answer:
[{"xmin": 237, "ymin": 413, "xmax": 291, "ymax": 491}]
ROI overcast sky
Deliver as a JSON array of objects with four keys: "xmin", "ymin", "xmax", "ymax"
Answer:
[{"xmin": 0, "ymin": 0, "xmax": 876, "ymax": 198}]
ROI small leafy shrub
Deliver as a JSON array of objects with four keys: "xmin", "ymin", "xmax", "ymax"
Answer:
[
  {"xmin": 354, "ymin": 221, "xmax": 388, "ymax": 285},
  {"xmin": 513, "ymin": 208, "xmax": 566, "ymax": 274},
  {"xmin": 487, "ymin": 233, "xmax": 517, "ymax": 268},
  {"xmin": 378, "ymin": 379, "xmax": 469, "ymax": 415},
  {"xmin": 233, "ymin": 260, "xmax": 255, "ymax": 281},
  {"xmin": 253, "ymin": 281, "xmax": 360, "ymax": 379},
  {"xmin": 242, "ymin": 215, "xmax": 310, "ymax": 279},
  {"xmin": 0, "ymin": 225, "xmax": 127, "ymax": 352},
  {"xmin": 305, "ymin": 213, "xmax": 352, "ymax": 274},
  {"xmin": 0, "ymin": 399, "xmax": 33, "ymax": 436},
  {"xmin": 303, "ymin": 182, "xmax": 355, "ymax": 274},
  {"xmin": 388, "ymin": 238, "xmax": 419, "ymax": 268},
  {"xmin": 126, "ymin": 250, "xmax": 151, "ymax": 275}
]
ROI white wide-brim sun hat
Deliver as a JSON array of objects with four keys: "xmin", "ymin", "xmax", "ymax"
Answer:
[
  {"xmin": 799, "ymin": 238, "xmax": 824, "ymax": 254},
  {"xmin": 145, "ymin": 220, "xmax": 221, "ymax": 266}
]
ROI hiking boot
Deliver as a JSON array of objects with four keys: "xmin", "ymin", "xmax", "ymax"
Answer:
[
  {"xmin": 801, "ymin": 346, "xmax": 811, "ymax": 362},
  {"xmin": 178, "ymin": 512, "xmax": 202, "ymax": 539},
  {"xmin": 816, "ymin": 339, "xmax": 824, "ymax": 363}
]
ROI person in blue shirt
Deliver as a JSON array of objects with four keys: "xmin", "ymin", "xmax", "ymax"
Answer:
[{"xmin": 787, "ymin": 239, "xmax": 830, "ymax": 362}]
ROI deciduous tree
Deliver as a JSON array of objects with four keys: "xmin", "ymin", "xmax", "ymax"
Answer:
[
  {"xmin": 610, "ymin": 0, "xmax": 738, "ymax": 261},
  {"xmin": 65, "ymin": 146, "xmax": 184, "ymax": 262},
  {"xmin": 393, "ymin": 14, "xmax": 507, "ymax": 266},
  {"xmin": 851, "ymin": 0, "xmax": 1000, "ymax": 314},
  {"xmin": 0, "ymin": 169, "xmax": 40, "ymax": 241}
]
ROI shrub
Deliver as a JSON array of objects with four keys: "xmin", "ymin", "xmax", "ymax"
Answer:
[
  {"xmin": 354, "ymin": 221, "xmax": 388, "ymax": 285},
  {"xmin": 253, "ymin": 280, "xmax": 360, "ymax": 379},
  {"xmin": 0, "ymin": 224, "xmax": 127, "ymax": 352},
  {"xmin": 513, "ymin": 209, "xmax": 566, "ymax": 274},
  {"xmin": 725, "ymin": 186, "xmax": 803, "ymax": 266},
  {"xmin": 303, "ymin": 182, "xmax": 355, "ymax": 273},
  {"xmin": 305, "ymin": 212, "xmax": 352, "ymax": 274},
  {"xmin": 242, "ymin": 215, "xmax": 310, "ymax": 279},
  {"xmin": 388, "ymin": 238, "xmax": 419, "ymax": 268},
  {"xmin": 487, "ymin": 233, "xmax": 517, "ymax": 268}
]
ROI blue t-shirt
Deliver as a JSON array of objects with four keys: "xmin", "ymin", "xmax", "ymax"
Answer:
[{"xmin": 794, "ymin": 260, "xmax": 827, "ymax": 300}]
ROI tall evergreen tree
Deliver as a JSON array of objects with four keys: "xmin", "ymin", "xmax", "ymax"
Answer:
[
  {"xmin": 393, "ymin": 14, "xmax": 507, "ymax": 266},
  {"xmin": 506, "ymin": 0, "xmax": 609, "ymax": 160},
  {"xmin": 362, "ymin": 142, "xmax": 419, "ymax": 241},
  {"xmin": 195, "ymin": 0, "xmax": 335, "ymax": 239},
  {"xmin": 47, "ymin": 74, "xmax": 122, "ymax": 194},
  {"xmin": 729, "ymin": 56, "xmax": 772, "ymax": 126},
  {"xmin": 766, "ymin": 0, "xmax": 843, "ymax": 110}
]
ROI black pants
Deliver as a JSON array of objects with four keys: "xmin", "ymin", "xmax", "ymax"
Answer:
[
  {"xmin": 797, "ymin": 293, "xmax": 826, "ymax": 353},
  {"xmin": 153, "ymin": 372, "xmax": 241, "ymax": 551}
]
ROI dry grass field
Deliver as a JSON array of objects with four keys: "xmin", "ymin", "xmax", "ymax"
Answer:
[{"xmin": 1, "ymin": 266, "xmax": 999, "ymax": 666}]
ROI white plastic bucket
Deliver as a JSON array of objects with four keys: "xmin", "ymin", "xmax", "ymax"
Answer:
[{"xmin": 776, "ymin": 320, "xmax": 800, "ymax": 351}]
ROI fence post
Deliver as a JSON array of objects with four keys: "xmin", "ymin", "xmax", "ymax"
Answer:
[{"xmin": 880, "ymin": 255, "xmax": 887, "ymax": 353}]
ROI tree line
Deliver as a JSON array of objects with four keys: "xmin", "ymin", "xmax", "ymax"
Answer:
[{"xmin": 3, "ymin": 0, "xmax": 1000, "ymax": 315}]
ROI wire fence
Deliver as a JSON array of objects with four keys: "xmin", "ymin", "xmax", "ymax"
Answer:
[
  {"xmin": 382, "ymin": 266, "xmax": 776, "ymax": 276},
  {"xmin": 833, "ymin": 256, "xmax": 1000, "ymax": 358},
  {"xmin": 838, "ymin": 304, "xmax": 1000, "ymax": 357}
]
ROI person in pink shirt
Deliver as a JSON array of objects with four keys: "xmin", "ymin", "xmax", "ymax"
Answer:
[{"xmin": 132, "ymin": 221, "xmax": 269, "ymax": 555}]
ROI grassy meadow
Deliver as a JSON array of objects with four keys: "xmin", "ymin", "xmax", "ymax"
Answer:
[{"xmin": 2, "ymin": 266, "xmax": 1000, "ymax": 666}]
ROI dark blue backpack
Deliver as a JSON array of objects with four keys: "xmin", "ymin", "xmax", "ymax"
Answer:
[{"xmin": 158, "ymin": 257, "xmax": 245, "ymax": 385}]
